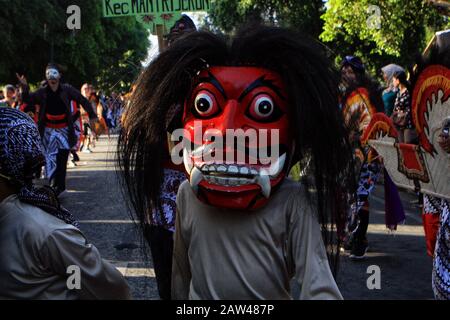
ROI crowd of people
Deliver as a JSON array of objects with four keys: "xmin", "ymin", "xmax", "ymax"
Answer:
[
  {"xmin": 0, "ymin": 17, "xmax": 448, "ymax": 301},
  {"xmin": 0, "ymin": 64, "xmax": 131, "ymax": 299},
  {"xmin": 0, "ymin": 68, "xmax": 127, "ymax": 170}
]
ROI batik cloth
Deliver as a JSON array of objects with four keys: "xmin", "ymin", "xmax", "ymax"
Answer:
[
  {"xmin": 0, "ymin": 108, "xmax": 76, "ymax": 226},
  {"xmin": 432, "ymin": 199, "xmax": 450, "ymax": 300},
  {"xmin": 41, "ymin": 127, "xmax": 71, "ymax": 179},
  {"xmin": 41, "ymin": 102, "xmax": 81, "ymax": 177},
  {"xmin": 424, "ymin": 194, "xmax": 441, "ymax": 215},
  {"xmin": 350, "ymin": 160, "xmax": 381, "ymax": 216},
  {"xmin": 151, "ymin": 168, "xmax": 186, "ymax": 233}
]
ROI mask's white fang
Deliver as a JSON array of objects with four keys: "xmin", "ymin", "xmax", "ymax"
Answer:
[
  {"xmin": 268, "ymin": 153, "xmax": 286, "ymax": 177},
  {"xmin": 183, "ymin": 148, "xmax": 193, "ymax": 174},
  {"xmin": 256, "ymin": 169, "xmax": 271, "ymax": 198},
  {"xmin": 190, "ymin": 167, "xmax": 204, "ymax": 194}
]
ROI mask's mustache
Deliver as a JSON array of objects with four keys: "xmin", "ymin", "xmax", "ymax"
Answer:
[{"xmin": 186, "ymin": 141, "xmax": 285, "ymax": 166}]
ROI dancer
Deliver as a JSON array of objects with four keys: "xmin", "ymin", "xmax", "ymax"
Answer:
[
  {"xmin": 123, "ymin": 14, "xmax": 196, "ymax": 300},
  {"xmin": 119, "ymin": 26, "xmax": 355, "ymax": 299},
  {"xmin": 17, "ymin": 64, "xmax": 97, "ymax": 196},
  {"xmin": 340, "ymin": 55, "xmax": 384, "ymax": 259},
  {"xmin": 367, "ymin": 37, "xmax": 449, "ymax": 299}
]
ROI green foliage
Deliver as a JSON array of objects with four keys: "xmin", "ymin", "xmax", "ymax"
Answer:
[
  {"xmin": 0, "ymin": 0, "xmax": 150, "ymax": 92},
  {"xmin": 207, "ymin": 0, "xmax": 448, "ymax": 79},
  {"xmin": 320, "ymin": 0, "xmax": 449, "ymax": 76},
  {"xmin": 208, "ymin": 0, "xmax": 325, "ymax": 38}
]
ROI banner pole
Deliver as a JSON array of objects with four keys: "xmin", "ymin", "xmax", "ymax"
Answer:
[{"xmin": 156, "ymin": 24, "xmax": 167, "ymax": 53}]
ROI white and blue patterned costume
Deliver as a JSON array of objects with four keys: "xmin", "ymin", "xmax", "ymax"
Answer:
[{"xmin": 432, "ymin": 199, "xmax": 450, "ymax": 300}]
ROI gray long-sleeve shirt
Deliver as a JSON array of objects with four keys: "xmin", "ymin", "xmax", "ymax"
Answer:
[
  {"xmin": 0, "ymin": 195, "xmax": 131, "ymax": 300},
  {"xmin": 172, "ymin": 178, "xmax": 343, "ymax": 300}
]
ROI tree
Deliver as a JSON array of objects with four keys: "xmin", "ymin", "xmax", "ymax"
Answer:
[
  {"xmin": 320, "ymin": 0, "xmax": 449, "ymax": 76},
  {"xmin": 207, "ymin": 0, "xmax": 325, "ymax": 38},
  {"xmin": 0, "ymin": 0, "xmax": 59, "ymax": 84},
  {"xmin": 0, "ymin": 0, "xmax": 150, "ymax": 92}
]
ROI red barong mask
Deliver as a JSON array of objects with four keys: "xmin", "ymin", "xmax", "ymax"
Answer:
[{"xmin": 181, "ymin": 67, "xmax": 293, "ymax": 210}]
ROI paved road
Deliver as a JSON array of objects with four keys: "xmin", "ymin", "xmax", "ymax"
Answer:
[
  {"xmin": 61, "ymin": 135, "xmax": 159, "ymax": 300},
  {"xmin": 62, "ymin": 135, "xmax": 434, "ymax": 300}
]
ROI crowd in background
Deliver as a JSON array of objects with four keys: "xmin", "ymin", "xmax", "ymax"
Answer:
[
  {"xmin": 0, "ymin": 83, "xmax": 126, "ymax": 139},
  {"xmin": 0, "ymin": 65, "xmax": 128, "ymax": 195}
]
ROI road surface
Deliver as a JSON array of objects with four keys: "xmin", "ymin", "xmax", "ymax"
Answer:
[{"xmin": 61, "ymin": 135, "xmax": 434, "ymax": 300}]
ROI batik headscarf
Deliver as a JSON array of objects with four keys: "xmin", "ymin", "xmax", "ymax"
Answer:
[{"xmin": 0, "ymin": 108, "xmax": 77, "ymax": 226}]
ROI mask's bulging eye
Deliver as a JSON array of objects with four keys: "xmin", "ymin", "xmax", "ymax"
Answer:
[
  {"xmin": 247, "ymin": 94, "xmax": 281, "ymax": 122},
  {"xmin": 193, "ymin": 91, "xmax": 219, "ymax": 118},
  {"xmin": 254, "ymin": 97, "xmax": 274, "ymax": 117}
]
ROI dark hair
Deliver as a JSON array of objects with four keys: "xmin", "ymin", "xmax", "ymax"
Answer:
[
  {"xmin": 341, "ymin": 57, "xmax": 384, "ymax": 113},
  {"xmin": 117, "ymin": 26, "xmax": 356, "ymax": 274},
  {"xmin": 341, "ymin": 55, "xmax": 365, "ymax": 74},
  {"xmin": 46, "ymin": 63, "xmax": 60, "ymax": 72},
  {"xmin": 393, "ymin": 70, "xmax": 410, "ymax": 90},
  {"xmin": 165, "ymin": 14, "xmax": 197, "ymax": 45}
]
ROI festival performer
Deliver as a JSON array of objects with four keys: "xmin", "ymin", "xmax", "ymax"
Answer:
[
  {"xmin": 340, "ymin": 55, "xmax": 386, "ymax": 259},
  {"xmin": 17, "ymin": 64, "xmax": 98, "ymax": 196},
  {"xmin": 118, "ymin": 26, "xmax": 355, "ymax": 299},
  {"xmin": 414, "ymin": 42, "xmax": 450, "ymax": 300},
  {"xmin": 90, "ymin": 90, "xmax": 109, "ymax": 139},
  {"xmin": 122, "ymin": 14, "xmax": 196, "ymax": 301},
  {"xmin": 433, "ymin": 119, "xmax": 450, "ymax": 299},
  {"xmin": 0, "ymin": 108, "xmax": 130, "ymax": 300},
  {"xmin": 366, "ymin": 34, "xmax": 449, "ymax": 299}
]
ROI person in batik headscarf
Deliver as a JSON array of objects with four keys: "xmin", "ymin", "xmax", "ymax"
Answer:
[{"xmin": 0, "ymin": 108, "xmax": 130, "ymax": 300}]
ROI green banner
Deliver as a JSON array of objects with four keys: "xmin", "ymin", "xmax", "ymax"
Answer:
[{"xmin": 102, "ymin": 0, "xmax": 210, "ymax": 17}]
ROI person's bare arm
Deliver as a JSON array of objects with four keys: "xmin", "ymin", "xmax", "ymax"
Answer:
[{"xmin": 16, "ymin": 73, "xmax": 40, "ymax": 106}]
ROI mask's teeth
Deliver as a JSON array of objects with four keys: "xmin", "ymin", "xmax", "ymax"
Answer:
[
  {"xmin": 240, "ymin": 167, "xmax": 249, "ymax": 175},
  {"xmin": 183, "ymin": 148, "xmax": 193, "ymax": 174},
  {"xmin": 190, "ymin": 167, "xmax": 204, "ymax": 194},
  {"xmin": 228, "ymin": 165, "xmax": 239, "ymax": 174},
  {"xmin": 256, "ymin": 169, "xmax": 271, "ymax": 198},
  {"xmin": 268, "ymin": 153, "xmax": 286, "ymax": 178}
]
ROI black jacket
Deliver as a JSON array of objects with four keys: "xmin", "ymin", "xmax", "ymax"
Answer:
[{"xmin": 22, "ymin": 82, "xmax": 97, "ymax": 147}]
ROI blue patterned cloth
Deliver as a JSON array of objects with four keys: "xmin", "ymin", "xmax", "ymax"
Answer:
[
  {"xmin": 350, "ymin": 161, "xmax": 381, "ymax": 215},
  {"xmin": 0, "ymin": 108, "xmax": 76, "ymax": 226},
  {"xmin": 41, "ymin": 127, "xmax": 71, "ymax": 179},
  {"xmin": 151, "ymin": 168, "xmax": 186, "ymax": 232},
  {"xmin": 432, "ymin": 199, "xmax": 450, "ymax": 300}
]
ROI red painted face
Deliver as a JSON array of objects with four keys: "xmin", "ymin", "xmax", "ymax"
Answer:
[{"xmin": 182, "ymin": 67, "xmax": 293, "ymax": 210}]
